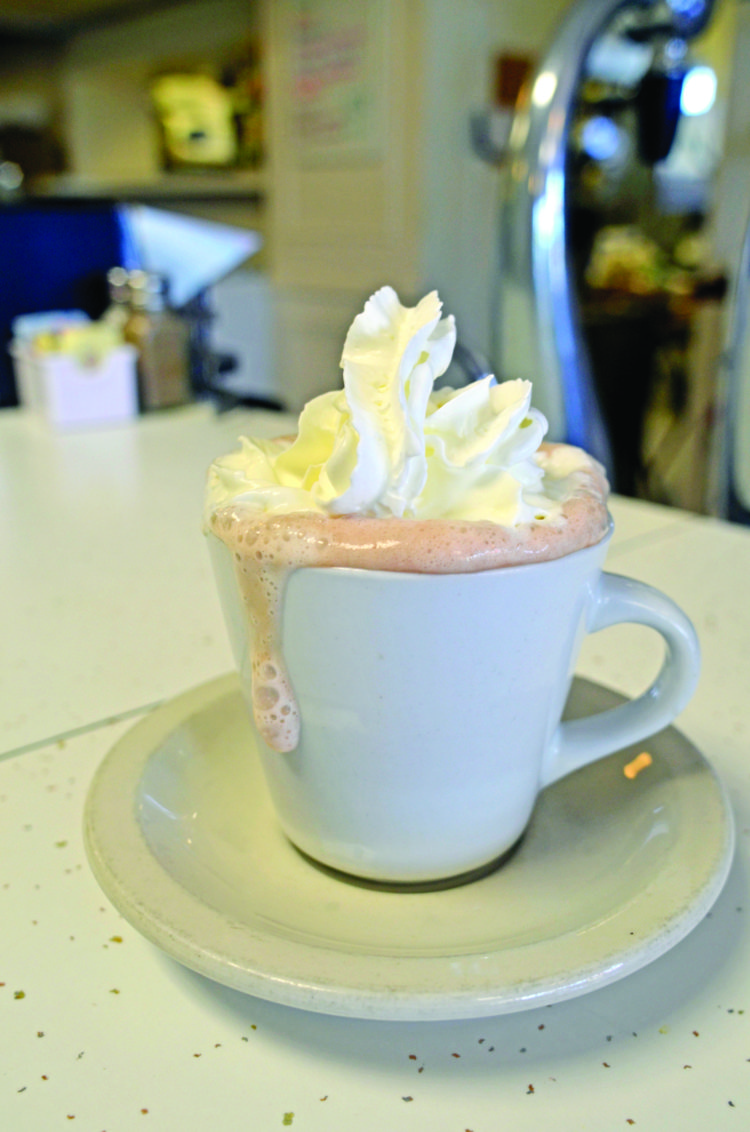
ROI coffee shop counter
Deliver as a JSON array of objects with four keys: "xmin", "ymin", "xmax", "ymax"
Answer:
[{"xmin": 2, "ymin": 403, "xmax": 749, "ymax": 1129}]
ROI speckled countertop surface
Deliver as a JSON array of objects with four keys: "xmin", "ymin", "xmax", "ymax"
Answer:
[{"xmin": 2, "ymin": 403, "xmax": 749, "ymax": 1129}]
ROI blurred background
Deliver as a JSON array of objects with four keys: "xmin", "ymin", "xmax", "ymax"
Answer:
[{"xmin": 1, "ymin": 0, "xmax": 749, "ymax": 519}]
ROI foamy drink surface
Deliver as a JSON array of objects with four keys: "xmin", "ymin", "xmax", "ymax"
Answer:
[{"xmin": 205, "ymin": 287, "xmax": 610, "ymax": 751}]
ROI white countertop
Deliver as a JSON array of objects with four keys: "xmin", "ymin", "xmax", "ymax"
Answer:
[
  {"xmin": 2, "ymin": 403, "xmax": 749, "ymax": 1129},
  {"xmin": 0, "ymin": 403, "xmax": 292, "ymax": 758}
]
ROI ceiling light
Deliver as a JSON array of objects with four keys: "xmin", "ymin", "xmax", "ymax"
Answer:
[{"xmin": 680, "ymin": 65, "xmax": 717, "ymax": 116}]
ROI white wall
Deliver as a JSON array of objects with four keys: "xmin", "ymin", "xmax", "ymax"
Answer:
[
  {"xmin": 265, "ymin": 0, "xmax": 424, "ymax": 406},
  {"xmin": 487, "ymin": 0, "xmax": 572, "ymax": 50},
  {"xmin": 419, "ymin": 0, "xmax": 499, "ymax": 368}
]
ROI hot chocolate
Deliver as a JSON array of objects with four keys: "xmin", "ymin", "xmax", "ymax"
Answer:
[{"xmin": 205, "ymin": 287, "xmax": 610, "ymax": 752}]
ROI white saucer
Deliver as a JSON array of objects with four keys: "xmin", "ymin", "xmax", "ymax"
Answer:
[{"xmin": 83, "ymin": 674, "xmax": 734, "ymax": 1021}]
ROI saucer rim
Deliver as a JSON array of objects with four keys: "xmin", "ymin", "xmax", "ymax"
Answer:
[{"xmin": 83, "ymin": 673, "xmax": 735, "ymax": 1021}]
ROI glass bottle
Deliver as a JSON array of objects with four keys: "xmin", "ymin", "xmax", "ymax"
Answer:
[{"xmin": 123, "ymin": 271, "xmax": 191, "ymax": 410}]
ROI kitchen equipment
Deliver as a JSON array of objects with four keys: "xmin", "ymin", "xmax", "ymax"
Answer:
[{"xmin": 498, "ymin": 0, "xmax": 717, "ymax": 482}]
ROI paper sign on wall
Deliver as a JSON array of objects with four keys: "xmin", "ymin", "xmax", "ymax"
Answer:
[{"xmin": 290, "ymin": 0, "xmax": 385, "ymax": 163}]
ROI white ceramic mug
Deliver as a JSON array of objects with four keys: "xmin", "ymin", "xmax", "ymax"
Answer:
[{"xmin": 208, "ymin": 525, "xmax": 700, "ymax": 885}]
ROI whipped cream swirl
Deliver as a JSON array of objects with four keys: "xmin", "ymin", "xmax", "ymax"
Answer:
[{"xmin": 206, "ymin": 286, "xmax": 595, "ymax": 527}]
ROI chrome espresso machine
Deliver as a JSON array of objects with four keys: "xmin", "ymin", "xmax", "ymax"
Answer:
[{"xmin": 498, "ymin": 0, "xmax": 723, "ymax": 498}]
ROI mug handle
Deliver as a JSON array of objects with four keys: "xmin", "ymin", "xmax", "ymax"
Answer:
[{"xmin": 541, "ymin": 573, "xmax": 701, "ymax": 787}]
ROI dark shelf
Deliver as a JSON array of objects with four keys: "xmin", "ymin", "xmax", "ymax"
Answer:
[{"xmin": 25, "ymin": 169, "xmax": 266, "ymax": 205}]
